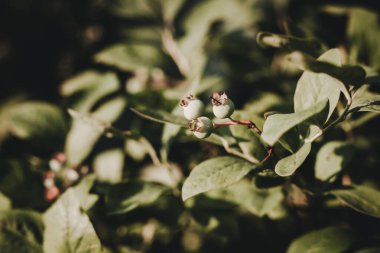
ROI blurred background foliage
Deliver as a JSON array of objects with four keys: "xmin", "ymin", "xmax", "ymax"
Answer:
[{"xmin": 1, "ymin": 0, "xmax": 380, "ymax": 252}]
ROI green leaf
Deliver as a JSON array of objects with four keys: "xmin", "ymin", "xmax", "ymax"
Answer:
[
  {"xmin": 106, "ymin": 181, "xmax": 168, "ymax": 214},
  {"xmin": 182, "ymin": 156, "xmax": 256, "ymax": 201},
  {"xmin": 262, "ymin": 99, "xmax": 328, "ymax": 146},
  {"xmin": 73, "ymin": 175, "xmax": 99, "ymax": 211},
  {"xmin": 206, "ymin": 181, "xmax": 285, "ymax": 218},
  {"xmin": 124, "ymin": 138, "xmax": 148, "ymax": 161},
  {"xmin": 0, "ymin": 210, "xmax": 44, "ymax": 253},
  {"xmin": 287, "ymin": 226, "xmax": 353, "ymax": 253},
  {"xmin": 65, "ymin": 96, "xmax": 127, "ymax": 166},
  {"xmin": 43, "ymin": 189, "xmax": 103, "ymax": 253},
  {"xmin": 94, "ymin": 44, "xmax": 166, "ymax": 72},
  {"xmin": 0, "ymin": 192, "xmax": 11, "ymax": 211},
  {"xmin": 179, "ymin": 0, "xmax": 260, "ymax": 74},
  {"xmin": 256, "ymin": 32, "xmax": 322, "ymax": 57},
  {"xmin": 348, "ymin": 8, "xmax": 380, "ymax": 68},
  {"xmin": 60, "ymin": 71, "xmax": 119, "ymax": 112},
  {"xmin": 293, "ymin": 49, "xmax": 345, "ymax": 122},
  {"xmin": 315, "ymin": 141, "xmax": 354, "ymax": 181},
  {"xmin": 131, "ymin": 107, "xmax": 188, "ymax": 127},
  {"xmin": 330, "ymin": 185, "xmax": 380, "ymax": 218},
  {"xmin": 288, "ymin": 51, "xmax": 365, "ymax": 87},
  {"xmin": 275, "ymin": 142, "xmax": 312, "ymax": 177},
  {"xmin": 0, "ymin": 101, "xmax": 66, "ymax": 149},
  {"xmin": 93, "ymin": 149, "xmax": 124, "ymax": 184},
  {"xmin": 349, "ymin": 85, "xmax": 380, "ymax": 113}
]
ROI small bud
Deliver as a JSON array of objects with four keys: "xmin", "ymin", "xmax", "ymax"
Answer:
[
  {"xmin": 211, "ymin": 92, "xmax": 235, "ymax": 119},
  {"xmin": 180, "ymin": 95, "xmax": 205, "ymax": 120},
  {"xmin": 188, "ymin": 117, "xmax": 213, "ymax": 139}
]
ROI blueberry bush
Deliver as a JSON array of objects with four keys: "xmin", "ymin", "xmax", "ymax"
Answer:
[{"xmin": 2, "ymin": 1, "xmax": 380, "ymax": 252}]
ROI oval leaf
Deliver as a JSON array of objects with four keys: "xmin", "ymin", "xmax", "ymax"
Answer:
[
  {"xmin": 182, "ymin": 156, "xmax": 256, "ymax": 201},
  {"xmin": 60, "ymin": 71, "xmax": 119, "ymax": 112},
  {"xmin": 94, "ymin": 44, "xmax": 166, "ymax": 72},
  {"xmin": 65, "ymin": 96, "xmax": 127, "ymax": 166},
  {"xmin": 287, "ymin": 226, "xmax": 353, "ymax": 253},
  {"xmin": 293, "ymin": 49, "xmax": 344, "ymax": 122},
  {"xmin": 315, "ymin": 141, "xmax": 354, "ymax": 181},
  {"xmin": 275, "ymin": 142, "xmax": 312, "ymax": 177},
  {"xmin": 331, "ymin": 185, "xmax": 380, "ymax": 218},
  {"xmin": 262, "ymin": 98, "xmax": 328, "ymax": 146},
  {"xmin": 43, "ymin": 189, "xmax": 103, "ymax": 253}
]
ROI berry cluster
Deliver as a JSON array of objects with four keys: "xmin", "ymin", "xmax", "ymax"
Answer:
[
  {"xmin": 43, "ymin": 152, "xmax": 89, "ymax": 201},
  {"xmin": 180, "ymin": 92, "xmax": 235, "ymax": 139}
]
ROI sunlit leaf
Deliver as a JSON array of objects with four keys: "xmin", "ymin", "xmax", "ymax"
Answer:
[
  {"xmin": 275, "ymin": 142, "xmax": 312, "ymax": 177},
  {"xmin": 125, "ymin": 138, "xmax": 148, "ymax": 161},
  {"xmin": 262, "ymin": 98, "xmax": 328, "ymax": 146},
  {"xmin": 182, "ymin": 156, "xmax": 256, "ymax": 201},
  {"xmin": 293, "ymin": 49, "xmax": 344, "ymax": 122},
  {"xmin": 73, "ymin": 175, "xmax": 99, "ymax": 211},
  {"xmin": 331, "ymin": 185, "xmax": 380, "ymax": 218},
  {"xmin": 138, "ymin": 163, "xmax": 183, "ymax": 187},
  {"xmin": 315, "ymin": 141, "xmax": 354, "ymax": 181},
  {"xmin": 0, "ymin": 192, "xmax": 11, "ymax": 211},
  {"xmin": 60, "ymin": 71, "xmax": 119, "ymax": 112},
  {"xmin": 65, "ymin": 96, "xmax": 127, "ymax": 165},
  {"xmin": 287, "ymin": 226, "xmax": 353, "ymax": 253},
  {"xmin": 93, "ymin": 149, "xmax": 124, "ymax": 184},
  {"xmin": 43, "ymin": 189, "xmax": 102, "ymax": 253},
  {"xmin": 95, "ymin": 44, "xmax": 166, "ymax": 72},
  {"xmin": 288, "ymin": 51, "xmax": 365, "ymax": 87}
]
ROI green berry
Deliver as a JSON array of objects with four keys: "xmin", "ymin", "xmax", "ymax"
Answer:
[
  {"xmin": 211, "ymin": 92, "xmax": 235, "ymax": 119},
  {"xmin": 180, "ymin": 95, "xmax": 205, "ymax": 120},
  {"xmin": 188, "ymin": 116, "xmax": 213, "ymax": 139}
]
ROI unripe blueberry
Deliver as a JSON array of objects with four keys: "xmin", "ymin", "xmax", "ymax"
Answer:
[
  {"xmin": 188, "ymin": 116, "xmax": 213, "ymax": 139},
  {"xmin": 211, "ymin": 92, "xmax": 235, "ymax": 119},
  {"xmin": 180, "ymin": 95, "xmax": 205, "ymax": 120}
]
